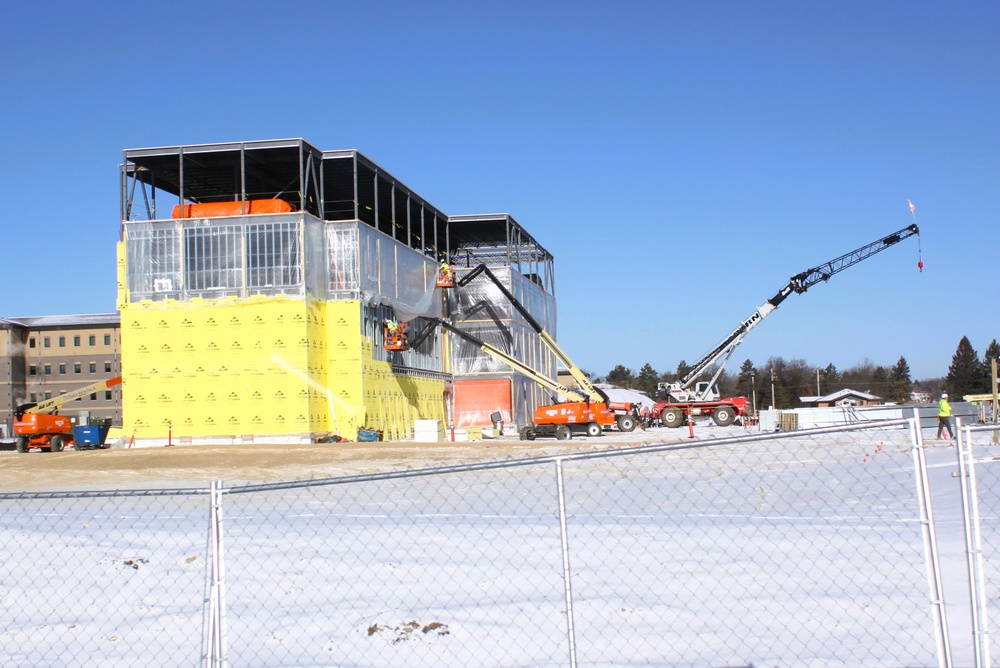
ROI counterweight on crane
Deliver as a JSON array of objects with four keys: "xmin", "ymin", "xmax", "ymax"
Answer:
[{"xmin": 654, "ymin": 223, "xmax": 921, "ymax": 427}]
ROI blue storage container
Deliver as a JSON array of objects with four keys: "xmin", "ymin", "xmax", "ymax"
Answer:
[{"xmin": 73, "ymin": 423, "xmax": 112, "ymax": 448}]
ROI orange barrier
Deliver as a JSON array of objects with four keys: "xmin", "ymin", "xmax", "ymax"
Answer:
[{"xmin": 172, "ymin": 199, "xmax": 294, "ymax": 219}]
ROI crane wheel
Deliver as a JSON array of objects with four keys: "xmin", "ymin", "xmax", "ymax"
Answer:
[
  {"xmin": 586, "ymin": 422, "xmax": 602, "ymax": 437},
  {"xmin": 49, "ymin": 435, "xmax": 64, "ymax": 452},
  {"xmin": 518, "ymin": 426, "xmax": 537, "ymax": 441},
  {"xmin": 15, "ymin": 438, "xmax": 28, "ymax": 453},
  {"xmin": 712, "ymin": 406, "xmax": 736, "ymax": 426},
  {"xmin": 661, "ymin": 407, "xmax": 684, "ymax": 428},
  {"xmin": 555, "ymin": 425, "xmax": 572, "ymax": 440}
]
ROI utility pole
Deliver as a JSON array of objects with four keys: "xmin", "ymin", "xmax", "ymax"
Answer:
[
  {"xmin": 816, "ymin": 368, "xmax": 821, "ymax": 396},
  {"xmin": 751, "ymin": 372, "xmax": 757, "ymax": 415},
  {"xmin": 771, "ymin": 368, "xmax": 777, "ymax": 410}
]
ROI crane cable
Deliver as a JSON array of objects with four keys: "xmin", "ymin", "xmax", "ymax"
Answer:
[{"xmin": 908, "ymin": 199, "xmax": 924, "ymax": 272}]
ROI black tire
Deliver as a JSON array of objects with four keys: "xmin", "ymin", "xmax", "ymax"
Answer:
[
  {"xmin": 518, "ymin": 426, "xmax": 536, "ymax": 441},
  {"xmin": 712, "ymin": 405, "xmax": 736, "ymax": 427},
  {"xmin": 555, "ymin": 425, "xmax": 572, "ymax": 441},
  {"xmin": 15, "ymin": 437, "xmax": 28, "ymax": 454},
  {"xmin": 616, "ymin": 414, "xmax": 637, "ymax": 432},
  {"xmin": 661, "ymin": 407, "xmax": 684, "ymax": 428},
  {"xmin": 585, "ymin": 422, "xmax": 602, "ymax": 438},
  {"xmin": 50, "ymin": 435, "xmax": 64, "ymax": 452}
]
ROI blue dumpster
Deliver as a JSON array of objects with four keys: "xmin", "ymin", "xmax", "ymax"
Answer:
[{"xmin": 73, "ymin": 422, "xmax": 112, "ymax": 449}]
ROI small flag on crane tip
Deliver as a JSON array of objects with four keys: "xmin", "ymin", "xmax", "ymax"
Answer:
[{"xmin": 908, "ymin": 199, "xmax": 915, "ymax": 215}]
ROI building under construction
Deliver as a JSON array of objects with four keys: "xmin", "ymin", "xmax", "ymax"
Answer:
[{"xmin": 119, "ymin": 139, "xmax": 557, "ymax": 443}]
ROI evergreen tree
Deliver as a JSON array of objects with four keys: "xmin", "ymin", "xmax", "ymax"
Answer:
[
  {"xmin": 870, "ymin": 366, "xmax": 889, "ymax": 397},
  {"xmin": 635, "ymin": 363, "xmax": 659, "ymax": 395},
  {"xmin": 675, "ymin": 360, "xmax": 692, "ymax": 380},
  {"xmin": 715, "ymin": 369, "xmax": 737, "ymax": 398},
  {"xmin": 889, "ymin": 356, "xmax": 913, "ymax": 403},
  {"xmin": 822, "ymin": 363, "xmax": 841, "ymax": 394},
  {"xmin": 606, "ymin": 364, "xmax": 634, "ymax": 388},
  {"xmin": 984, "ymin": 339, "xmax": 1000, "ymax": 375},
  {"xmin": 734, "ymin": 359, "xmax": 757, "ymax": 402},
  {"xmin": 945, "ymin": 336, "xmax": 988, "ymax": 399}
]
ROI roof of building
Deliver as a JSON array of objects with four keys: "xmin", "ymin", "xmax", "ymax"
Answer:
[
  {"xmin": 799, "ymin": 388, "xmax": 881, "ymax": 403},
  {"xmin": 1, "ymin": 313, "xmax": 120, "ymax": 328}
]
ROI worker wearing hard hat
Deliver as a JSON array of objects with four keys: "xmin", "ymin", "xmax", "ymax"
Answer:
[{"xmin": 936, "ymin": 393, "xmax": 953, "ymax": 440}]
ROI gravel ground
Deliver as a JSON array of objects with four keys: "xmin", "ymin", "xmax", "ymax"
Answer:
[{"xmin": 0, "ymin": 423, "xmax": 753, "ymax": 492}]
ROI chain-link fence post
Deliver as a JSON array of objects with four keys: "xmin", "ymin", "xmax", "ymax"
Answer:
[
  {"xmin": 554, "ymin": 457, "xmax": 578, "ymax": 668},
  {"xmin": 202, "ymin": 480, "xmax": 229, "ymax": 668},
  {"xmin": 956, "ymin": 419, "xmax": 992, "ymax": 667},
  {"xmin": 911, "ymin": 410, "xmax": 953, "ymax": 668}
]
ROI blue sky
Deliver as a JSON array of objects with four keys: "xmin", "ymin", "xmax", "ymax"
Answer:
[{"xmin": 1, "ymin": 1, "xmax": 996, "ymax": 381}]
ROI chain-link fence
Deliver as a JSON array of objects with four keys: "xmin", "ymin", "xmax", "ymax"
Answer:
[{"xmin": 1, "ymin": 419, "xmax": 997, "ymax": 667}]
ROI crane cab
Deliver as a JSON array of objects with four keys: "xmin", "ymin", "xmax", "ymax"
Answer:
[
  {"xmin": 436, "ymin": 263, "xmax": 455, "ymax": 288},
  {"xmin": 383, "ymin": 321, "xmax": 409, "ymax": 351}
]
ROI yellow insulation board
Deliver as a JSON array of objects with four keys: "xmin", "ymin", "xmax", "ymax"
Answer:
[
  {"xmin": 325, "ymin": 301, "xmax": 448, "ymax": 441},
  {"xmin": 121, "ymin": 296, "xmax": 322, "ymax": 439},
  {"xmin": 121, "ymin": 296, "xmax": 447, "ymax": 441}
]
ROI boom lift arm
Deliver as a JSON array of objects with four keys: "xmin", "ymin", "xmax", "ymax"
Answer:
[
  {"xmin": 670, "ymin": 224, "xmax": 921, "ymax": 397},
  {"xmin": 410, "ymin": 317, "xmax": 588, "ymax": 403},
  {"xmin": 16, "ymin": 376, "xmax": 123, "ymax": 419},
  {"xmin": 457, "ymin": 265, "xmax": 611, "ymax": 405}
]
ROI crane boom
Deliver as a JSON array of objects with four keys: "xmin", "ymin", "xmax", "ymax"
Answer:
[{"xmin": 676, "ymin": 223, "xmax": 920, "ymax": 393}]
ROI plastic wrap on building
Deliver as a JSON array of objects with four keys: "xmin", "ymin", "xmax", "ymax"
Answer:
[
  {"xmin": 357, "ymin": 224, "xmax": 440, "ymax": 321},
  {"xmin": 447, "ymin": 265, "xmax": 560, "ymax": 427},
  {"xmin": 125, "ymin": 214, "xmax": 441, "ymax": 322}
]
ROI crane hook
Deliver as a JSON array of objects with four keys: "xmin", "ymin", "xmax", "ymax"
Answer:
[{"xmin": 909, "ymin": 199, "xmax": 923, "ymax": 272}]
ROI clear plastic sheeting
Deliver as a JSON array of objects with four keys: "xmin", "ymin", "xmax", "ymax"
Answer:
[
  {"xmin": 125, "ymin": 214, "xmax": 307, "ymax": 302},
  {"xmin": 447, "ymin": 265, "xmax": 557, "ymax": 374},
  {"xmin": 445, "ymin": 264, "xmax": 560, "ymax": 427},
  {"xmin": 124, "ymin": 214, "xmax": 441, "ymax": 316},
  {"xmin": 448, "ymin": 265, "xmax": 557, "ymax": 335},
  {"xmin": 357, "ymin": 224, "xmax": 440, "ymax": 321}
]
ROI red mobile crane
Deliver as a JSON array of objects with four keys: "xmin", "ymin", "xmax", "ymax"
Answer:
[{"xmin": 653, "ymin": 224, "xmax": 921, "ymax": 428}]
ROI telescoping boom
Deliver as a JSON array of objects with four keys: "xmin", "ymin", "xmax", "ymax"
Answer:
[{"xmin": 669, "ymin": 223, "xmax": 921, "ymax": 398}]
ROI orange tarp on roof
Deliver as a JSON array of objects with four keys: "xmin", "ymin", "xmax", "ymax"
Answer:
[{"xmin": 172, "ymin": 199, "xmax": 294, "ymax": 219}]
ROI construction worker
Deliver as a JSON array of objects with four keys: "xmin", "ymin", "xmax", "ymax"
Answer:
[
  {"xmin": 385, "ymin": 320, "xmax": 399, "ymax": 334},
  {"xmin": 437, "ymin": 261, "xmax": 453, "ymax": 286},
  {"xmin": 936, "ymin": 392, "xmax": 953, "ymax": 440}
]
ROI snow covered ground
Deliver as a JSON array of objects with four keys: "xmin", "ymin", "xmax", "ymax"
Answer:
[{"xmin": 0, "ymin": 421, "xmax": 997, "ymax": 667}]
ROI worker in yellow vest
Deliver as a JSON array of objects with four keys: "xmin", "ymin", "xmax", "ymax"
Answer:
[{"xmin": 936, "ymin": 393, "xmax": 953, "ymax": 440}]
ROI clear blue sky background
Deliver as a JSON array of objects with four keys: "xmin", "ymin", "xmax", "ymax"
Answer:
[{"xmin": 1, "ymin": 1, "xmax": 996, "ymax": 381}]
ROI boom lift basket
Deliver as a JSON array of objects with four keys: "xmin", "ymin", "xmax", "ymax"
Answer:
[
  {"xmin": 436, "ymin": 263, "xmax": 456, "ymax": 288},
  {"xmin": 383, "ymin": 321, "xmax": 409, "ymax": 351}
]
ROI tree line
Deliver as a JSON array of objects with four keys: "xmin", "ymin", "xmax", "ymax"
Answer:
[{"xmin": 597, "ymin": 336, "xmax": 999, "ymax": 410}]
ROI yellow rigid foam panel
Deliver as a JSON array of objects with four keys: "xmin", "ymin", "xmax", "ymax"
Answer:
[
  {"xmin": 122, "ymin": 296, "xmax": 447, "ymax": 442},
  {"xmin": 326, "ymin": 301, "xmax": 447, "ymax": 441},
  {"xmin": 122, "ymin": 296, "xmax": 320, "ymax": 439}
]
